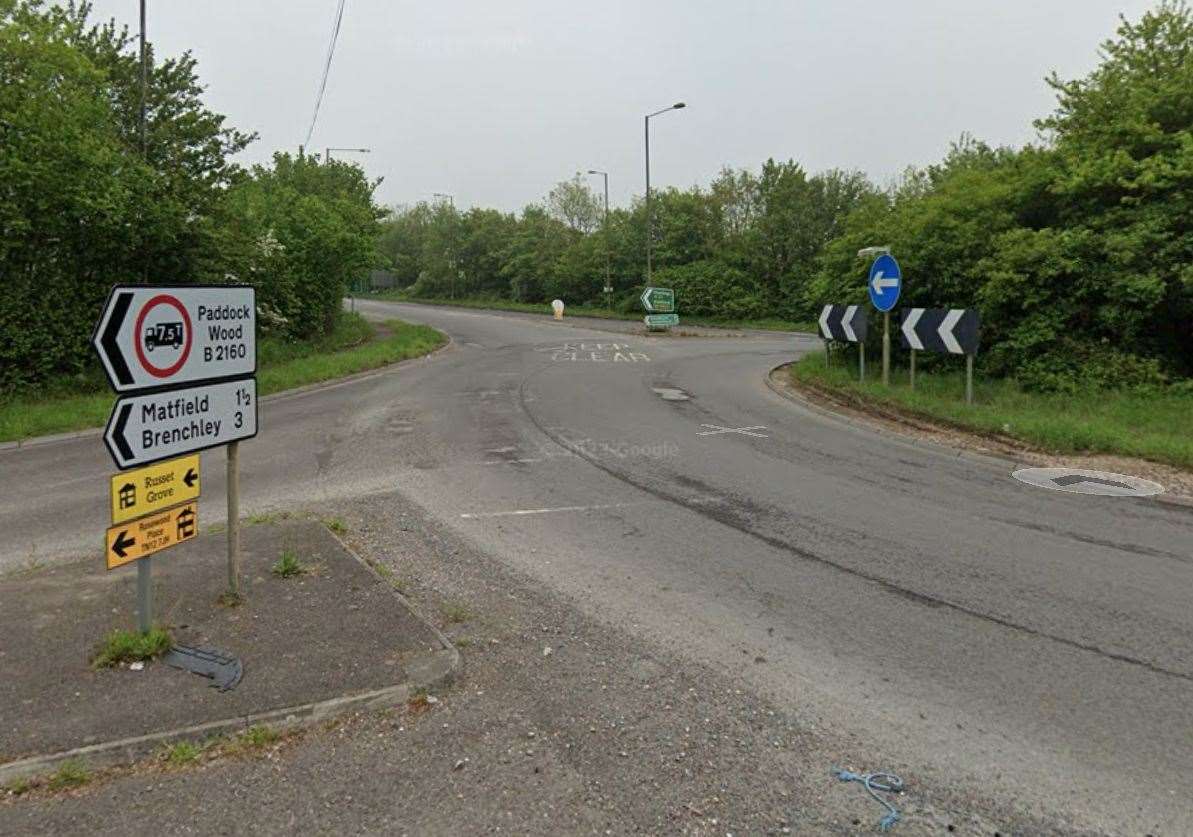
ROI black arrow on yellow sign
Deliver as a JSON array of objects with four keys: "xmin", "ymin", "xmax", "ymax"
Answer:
[
  {"xmin": 184, "ymin": 467, "xmax": 198, "ymax": 488},
  {"xmin": 111, "ymin": 530, "xmax": 136, "ymax": 559}
]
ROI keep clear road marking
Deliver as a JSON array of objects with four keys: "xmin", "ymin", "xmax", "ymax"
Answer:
[{"xmin": 697, "ymin": 424, "xmax": 769, "ymax": 438}]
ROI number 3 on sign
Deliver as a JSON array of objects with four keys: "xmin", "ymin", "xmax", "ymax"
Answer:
[{"xmin": 234, "ymin": 384, "xmax": 251, "ymax": 429}]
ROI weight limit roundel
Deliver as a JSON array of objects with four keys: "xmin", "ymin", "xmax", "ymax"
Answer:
[{"xmin": 133, "ymin": 294, "xmax": 193, "ymax": 378}]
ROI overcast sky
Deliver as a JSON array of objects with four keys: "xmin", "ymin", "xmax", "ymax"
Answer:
[{"xmin": 87, "ymin": 1, "xmax": 1154, "ymax": 212}]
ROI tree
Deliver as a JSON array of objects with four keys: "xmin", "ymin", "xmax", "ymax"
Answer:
[{"xmin": 547, "ymin": 174, "xmax": 603, "ymax": 233}]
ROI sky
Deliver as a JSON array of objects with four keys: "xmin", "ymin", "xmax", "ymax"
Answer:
[{"xmin": 86, "ymin": 0, "xmax": 1156, "ymax": 213}]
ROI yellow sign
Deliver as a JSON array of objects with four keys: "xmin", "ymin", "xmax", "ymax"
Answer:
[
  {"xmin": 110, "ymin": 454, "xmax": 200, "ymax": 525},
  {"xmin": 106, "ymin": 501, "xmax": 198, "ymax": 570}
]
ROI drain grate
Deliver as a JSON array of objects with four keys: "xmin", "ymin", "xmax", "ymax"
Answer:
[{"xmin": 163, "ymin": 645, "xmax": 243, "ymax": 692}]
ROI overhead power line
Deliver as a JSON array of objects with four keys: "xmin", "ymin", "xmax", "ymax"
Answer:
[{"xmin": 303, "ymin": 0, "xmax": 348, "ymax": 150}]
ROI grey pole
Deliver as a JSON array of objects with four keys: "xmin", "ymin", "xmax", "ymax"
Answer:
[
  {"xmin": 227, "ymin": 441, "xmax": 241, "ymax": 600},
  {"xmin": 859, "ymin": 343, "xmax": 866, "ymax": 383},
  {"xmin": 588, "ymin": 170, "xmax": 611, "ymax": 309},
  {"xmin": 644, "ymin": 103, "xmax": 685, "ymax": 284},
  {"xmin": 136, "ymin": 558, "xmax": 153, "ymax": 633},
  {"xmin": 882, "ymin": 312, "xmax": 891, "ymax": 386},
  {"xmin": 910, "ymin": 348, "xmax": 917, "ymax": 390},
  {"xmin": 965, "ymin": 354, "xmax": 974, "ymax": 405}
]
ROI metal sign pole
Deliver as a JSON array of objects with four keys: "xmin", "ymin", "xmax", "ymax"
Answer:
[
  {"xmin": 824, "ymin": 339, "xmax": 830, "ymax": 368},
  {"xmin": 910, "ymin": 349, "xmax": 916, "ymax": 390},
  {"xmin": 965, "ymin": 354, "xmax": 974, "ymax": 405},
  {"xmin": 136, "ymin": 557, "xmax": 153, "ymax": 633},
  {"xmin": 882, "ymin": 312, "xmax": 890, "ymax": 386},
  {"xmin": 227, "ymin": 441, "xmax": 241, "ymax": 598},
  {"xmin": 859, "ymin": 343, "xmax": 866, "ymax": 383}
]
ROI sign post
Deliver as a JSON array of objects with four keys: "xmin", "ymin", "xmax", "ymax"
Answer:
[
  {"xmin": 867, "ymin": 254, "xmax": 902, "ymax": 386},
  {"xmin": 818, "ymin": 305, "xmax": 869, "ymax": 383},
  {"xmin": 640, "ymin": 287, "xmax": 677, "ymax": 330},
  {"xmin": 900, "ymin": 307, "xmax": 980, "ymax": 404},
  {"xmin": 93, "ymin": 284, "xmax": 257, "ymax": 630}
]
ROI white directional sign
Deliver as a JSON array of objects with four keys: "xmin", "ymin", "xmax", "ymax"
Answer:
[
  {"xmin": 93, "ymin": 285, "xmax": 256, "ymax": 392},
  {"xmin": 104, "ymin": 378, "xmax": 258, "ymax": 469}
]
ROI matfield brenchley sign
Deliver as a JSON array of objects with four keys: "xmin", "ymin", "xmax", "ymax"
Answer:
[
  {"xmin": 92, "ymin": 285, "xmax": 256, "ymax": 393},
  {"xmin": 104, "ymin": 378, "xmax": 258, "ymax": 470}
]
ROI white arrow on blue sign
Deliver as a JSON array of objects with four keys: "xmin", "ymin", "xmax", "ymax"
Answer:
[{"xmin": 867, "ymin": 254, "xmax": 902, "ymax": 313}]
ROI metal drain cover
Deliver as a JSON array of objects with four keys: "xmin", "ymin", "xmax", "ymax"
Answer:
[{"xmin": 163, "ymin": 645, "xmax": 243, "ymax": 691}]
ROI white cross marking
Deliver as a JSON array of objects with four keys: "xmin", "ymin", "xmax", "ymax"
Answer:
[{"xmin": 697, "ymin": 424, "xmax": 769, "ymax": 438}]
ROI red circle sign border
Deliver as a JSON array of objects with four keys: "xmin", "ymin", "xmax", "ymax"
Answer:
[{"xmin": 133, "ymin": 293, "xmax": 193, "ymax": 378}]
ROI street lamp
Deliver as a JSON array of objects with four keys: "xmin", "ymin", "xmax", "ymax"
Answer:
[
  {"xmin": 586, "ymin": 169, "xmax": 612, "ymax": 310},
  {"xmin": 432, "ymin": 193, "xmax": 458, "ymax": 298},
  {"xmin": 644, "ymin": 102, "xmax": 685, "ymax": 284},
  {"xmin": 326, "ymin": 147, "xmax": 370, "ymax": 162}
]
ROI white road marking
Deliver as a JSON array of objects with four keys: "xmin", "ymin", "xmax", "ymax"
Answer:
[
  {"xmin": 697, "ymin": 424, "xmax": 769, "ymax": 438},
  {"xmin": 460, "ymin": 496, "xmax": 727, "ymax": 519},
  {"xmin": 460, "ymin": 502, "xmax": 646, "ymax": 519}
]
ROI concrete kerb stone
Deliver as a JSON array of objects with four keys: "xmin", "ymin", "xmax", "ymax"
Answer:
[
  {"xmin": 764, "ymin": 362, "xmax": 1193, "ymax": 512},
  {"xmin": 0, "ymin": 527, "xmax": 461, "ymax": 789}
]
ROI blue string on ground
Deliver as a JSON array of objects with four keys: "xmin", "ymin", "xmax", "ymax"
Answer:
[{"xmin": 833, "ymin": 768, "xmax": 904, "ymax": 831}]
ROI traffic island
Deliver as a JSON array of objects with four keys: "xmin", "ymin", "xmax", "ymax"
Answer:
[{"xmin": 0, "ymin": 519, "xmax": 457, "ymax": 786}]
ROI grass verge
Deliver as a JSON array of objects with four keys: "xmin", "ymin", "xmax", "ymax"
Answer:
[
  {"xmin": 364, "ymin": 291, "xmax": 814, "ymax": 333},
  {"xmin": 789, "ymin": 353, "xmax": 1193, "ymax": 470},
  {"xmin": 91, "ymin": 627, "xmax": 173, "ymax": 669},
  {"xmin": 0, "ymin": 313, "xmax": 445, "ymax": 443}
]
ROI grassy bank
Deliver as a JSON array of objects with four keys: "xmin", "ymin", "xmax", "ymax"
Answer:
[
  {"xmin": 789, "ymin": 353, "xmax": 1193, "ymax": 470},
  {"xmin": 0, "ymin": 314, "xmax": 444, "ymax": 443},
  {"xmin": 364, "ymin": 291, "xmax": 814, "ymax": 333}
]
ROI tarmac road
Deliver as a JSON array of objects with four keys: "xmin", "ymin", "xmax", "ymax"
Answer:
[{"xmin": 1, "ymin": 299, "xmax": 1190, "ymax": 832}]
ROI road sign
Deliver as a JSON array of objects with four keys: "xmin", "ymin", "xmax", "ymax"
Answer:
[
  {"xmin": 1011, "ymin": 467, "xmax": 1164, "ymax": 497},
  {"xmin": 105, "ymin": 500, "xmax": 198, "ymax": 570},
  {"xmin": 867, "ymin": 254, "xmax": 902, "ymax": 312},
  {"xmin": 640, "ymin": 287, "xmax": 675, "ymax": 314},
  {"xmin": 644, "ymin": 313, "xmax": 680, "ymax": 327},
  {"xmin": 110, "ymin": 454, "xmax": 200, "ymax": 525},
  {"xmin": 817, "ymin": 305, "xmax": 868, "ymax": 343},
  {"xmin": 900, "ymin": 308, "xmax": 980, "ymax": 355},
  {"xmin": 104, "ymin": 378, "xmax": 257, "ymax": 470},
  {"xmin": 92, "ymin": 285, "xmax": 256, "ymax": 393}
]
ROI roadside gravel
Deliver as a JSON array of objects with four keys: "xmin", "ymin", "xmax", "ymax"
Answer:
[{"xmin": 1, "ymin": 489, "xmax": 1064, "ymax": 835}]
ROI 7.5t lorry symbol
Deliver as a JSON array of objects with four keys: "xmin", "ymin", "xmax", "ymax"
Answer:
[{"xmin": 144, "ymin": 322, "xmax": 184, "ymax": 352}]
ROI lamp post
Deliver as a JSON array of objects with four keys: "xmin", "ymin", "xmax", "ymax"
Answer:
[
  {"xmin": 433, "ymin": 193, "xmax": 458, "ymax": 298},
  {"xmin": 644, "ymin": 102, "xmax": 685, "ymax": 284},
  {"xmin": 326, "ymin": 147, "xmax": 370, "ymax": 162},
  {"xmin": 587, "ymin": 169, "xmax": 611, "ymax": 310}
]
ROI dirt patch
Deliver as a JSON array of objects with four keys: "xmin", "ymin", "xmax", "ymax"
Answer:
[{"xmin": 770, "ymin": 366, "xmax": 1193, "ymax": 501}]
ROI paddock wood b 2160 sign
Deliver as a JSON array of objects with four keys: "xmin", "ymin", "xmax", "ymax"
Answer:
[{"xmin": 93, "ymin": 285, "xmax": 256, "ymax": 393}]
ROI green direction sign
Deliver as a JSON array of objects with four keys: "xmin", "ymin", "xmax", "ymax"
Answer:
[
  {"xmin": 640, "ymin": 287, "xmax": 675, "ymax": 314},
  {"xmin": 644, "ymin": 313, "xmax": 679, "ymax": 328}
]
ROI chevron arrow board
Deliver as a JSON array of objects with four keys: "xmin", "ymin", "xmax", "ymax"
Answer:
[
  {"xmin": 817, "ymin": 305, "xmax": 868, "ymax": 344},
  {"xmin": 900, "ymin": 308, "xmax": 980, "ymax": 355}
]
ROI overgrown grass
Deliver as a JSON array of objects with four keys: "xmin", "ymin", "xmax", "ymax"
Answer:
[
  {"xmin": 91, "ymin": 627, "xmax": 173, "ymax": 669},
  {"xmin": 790, "ymin": 352, "xmax": 1193, "ymax": 469},
  {"xmin": 366, "ymin": 291, "xmax": 815, "ymax": 333},
  {"xmin": 271, "ymin": 549, "xmax": 309, "ymax": 578},
  {"xmin": 46, "ymin": 759, "xmax": 90, "ymax": 790},
  {"xmin": 163, "ymin": 741, "xmax": 203, "ymax": 766},
  {"xmin": 0, "ymin": 313, "xmax": 445, "ymax": 442},
  {"xmin": 440, "ymin": 600, "xmax": 472, "ymax": 624}
]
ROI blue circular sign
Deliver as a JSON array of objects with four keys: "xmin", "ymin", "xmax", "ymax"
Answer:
[{"xmin": 868, "ymin": 254, "xmax": 902, "ymax": 312}]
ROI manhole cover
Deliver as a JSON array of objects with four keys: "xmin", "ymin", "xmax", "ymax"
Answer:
[
  {"xmin": 1012, "ymin": 467, "xmax": 1163, "ymax": 497},
  {"xmin": 652, "ymin": 387, "xmax": 690, "ymax": 401}
]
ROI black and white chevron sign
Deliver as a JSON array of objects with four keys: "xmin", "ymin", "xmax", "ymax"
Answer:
[
  {"xmin": 818, "ymin": 305, "xmax": 868, "ymax": 343},
  {"xmin": 900, "ymin": 308, "xmax": 980, "ymax": 355}
]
